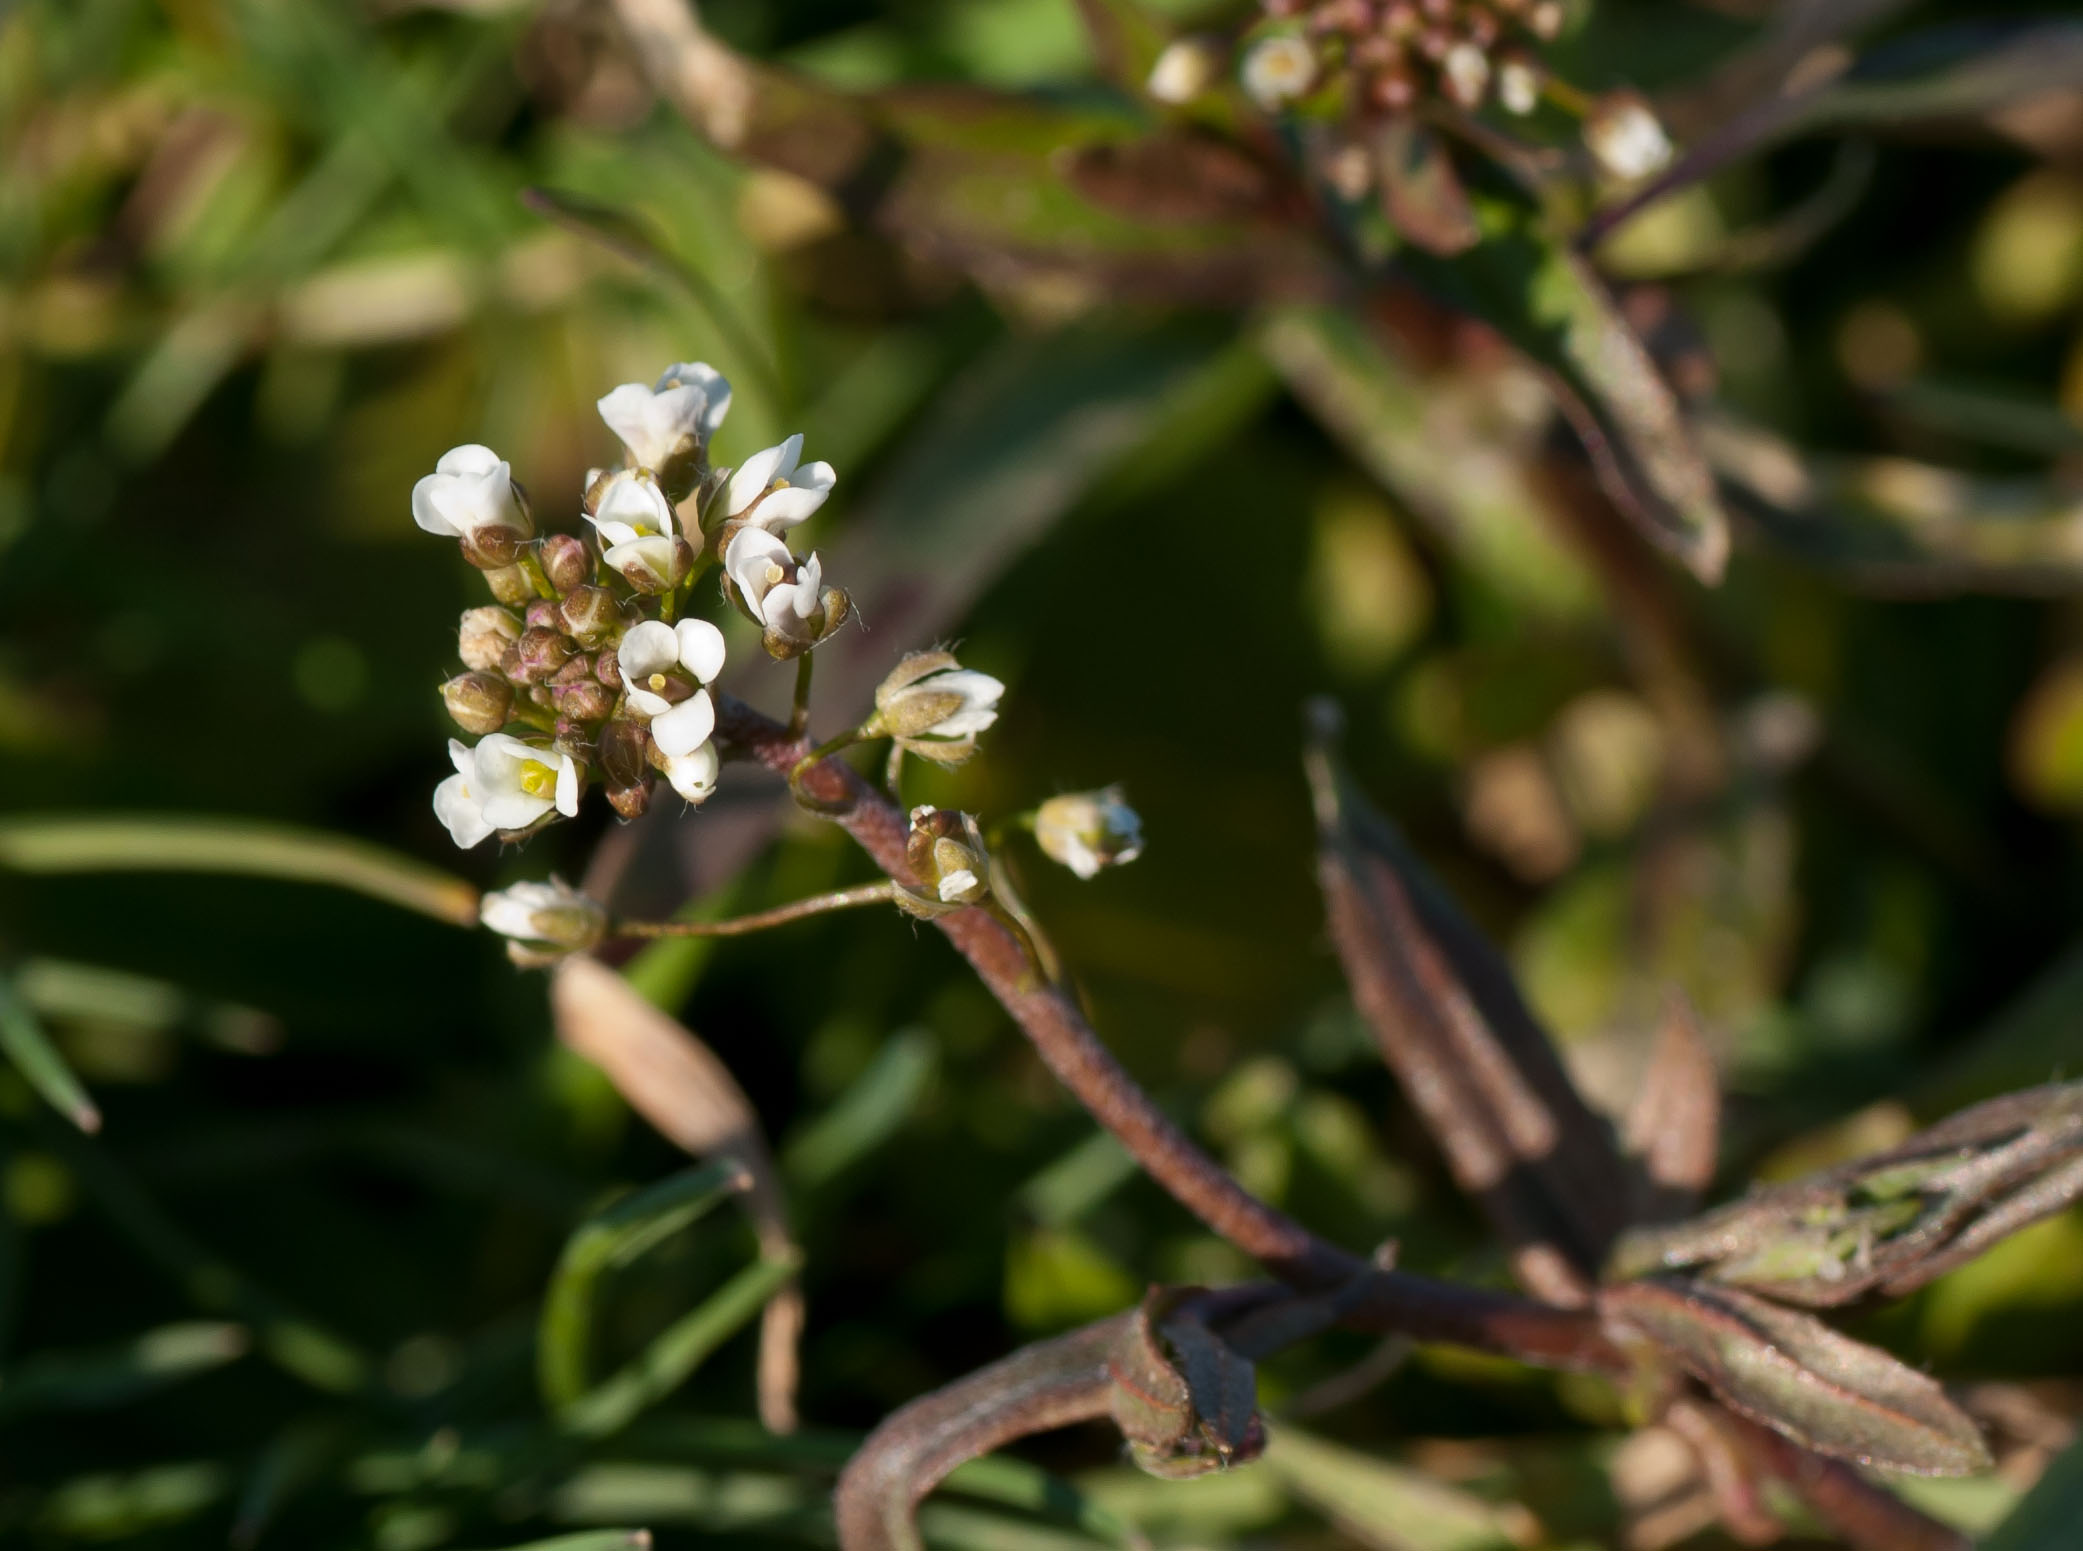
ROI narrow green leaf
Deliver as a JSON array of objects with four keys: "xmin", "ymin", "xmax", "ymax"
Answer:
[
  {"xmin": 467, "ymin": 1529, "xmax": 653, "ymax": 1551},
  {"xmin": 0, "ymin": 815, "xmax": 480, "ymax": 926},
  {"xmin": 559, "ymin": 1251, "xmax": 802, "ymax": 1438},
  {"xmin": 1263, "ymin": 1423, "xmax": 1535, "ymax": 1551},
  {"xmin": 0, "ymin": 1321, "xmax": 246, "ymax": 1420},
  {"xmin": 0, "ymin": 976, "xmax": 100, "ymax": 1133},
  {"xmin": 537, "ymin": 1161, "xmax": 750, "ymax": 1414},
  {"xmin": 783, "ymin": 1029, "xmax": 935, "ymax": 1191}
]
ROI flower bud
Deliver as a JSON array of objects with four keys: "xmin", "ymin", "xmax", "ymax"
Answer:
[
  {"xmin": 1498, "ymin": 53, "xmax": 1541, "ymax": 115},
  {"xmin": 558, "ymin": 586, "xmax": 621, "ymax": 647},
  {"xmin": 457, "ymin": 606, "xmax": 523, "ymax": 672},
  {"xmin": 482, "ymin": 563, "xmax": 534, "ymax": 606},
  {"xmin": 872, "ymin": 651, "xmax": 1005, "ymax": 765},
  {"xmin": 480, "ymin": 877, "xmax": 607, "ymax": 968},
  {"xmin": 539, "ymin": 532, "xmax": 591, "ymax": 595},
  {"xmin": 1441, "ymin": 41, "xmax": 1490, "ymax": 107},
  {"xmin": 598, "ymin": 717, "xmax": 652, "ymax": 789},
  {"xmin": 1034, "ymin": 787, "xmax": 1145, "ymax": 879},
  {"xmin": 606, "ymin": 781, "xmax": 652, "ymax": 820},
  {"xmin": 595, "ymin": 649, "xmax": 623, "ymax": 692},
  {"xmin": 508, "ymin": 626, "xmax": 575, "ymax": 684},
  {"xmin": 442, "ymin": 671, "xmax": 514, "ymax": 736},
  {"xmin": 552, "ymin": 677, "xmax": 613, "ymax": 725},
  {"xmin": 525, "ymin": 598, "xmax": 561, "ymax": 632},
  {"xmin": 894, "ymin": 806, "xmax": 993, "ymax": 919},
  {"xmin": 1584, "ymin": 90, "xmax": 1673, "ymax": 182}
]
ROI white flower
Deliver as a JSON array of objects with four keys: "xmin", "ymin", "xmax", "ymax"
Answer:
[
  {"xmin": 432, "ymin": 734, "xmax": 580, "ymax": 848},
  {"xmin": 724, "ymin": 433, "xmax": 837, "ymax": 533},
  {"xmin": 1146, "ymin": 36, "xmax": 1224, "ymax": 105},
  {"xmin": 586, "ymin": 469, "xmax": 688, "ymax": 594},
  {"xmin": 412, "ymin": 445, "xmax": 532, "ymax": 558},
  {"xmin": 661, "ymin": 742, "xmax": 721, "ymax": 804},
  {"xmin": 873, "ymin": 650, "xmax": 1004, "ymax": 765},
  {"xmin": 723, "ymin": 526, "xmax": 851, "ymax": 657},
  {"xmin": 1584, "ymin": 92, "xmax": 1674, "ymax": 182},
  {"xmin": 1442, "ymin": 42, "xmax": 1491, "ymax": 108},
  {"xmin": 1498, "ymin": 57, "xmax": 1541, "ymax": 117},
  {"xmin": 597, "ymin": 361, "xmax": 731, "ymax": 472},
  {"xmin": 616, "ymin": 617, "xmax": 726, "ymax": 758},
  {"xmin": 1242, "ymin": 35, "xmax": 1316, "ymax": 110},
  {"xmin": 1034, "ymin": 787, "xmax": 1145, "ymax": 879},
  {"xmin": 480, "ymin": 877, "xmax": 606, "ymax": 964}
]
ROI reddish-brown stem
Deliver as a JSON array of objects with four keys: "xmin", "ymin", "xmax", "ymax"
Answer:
[{"xmin": 716, "ymin": 694, "xmax": 1629, "ymax": 1369}]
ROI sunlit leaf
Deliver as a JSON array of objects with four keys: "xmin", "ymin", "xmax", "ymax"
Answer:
[
  {"xmin": 1263, "ymin": 1423, "xmax": 1538, "ymax": 1551},
  {"xmin": 0, "ymin": 1321, "xmax": 246, "ymax": 1420},
  {"xmin": 0, "ymin": 815, "xmax": 480, "ymax": 926},
  {"xmin": 0, "ymin": 975, "xmax": 101, "ymax": 1133}
]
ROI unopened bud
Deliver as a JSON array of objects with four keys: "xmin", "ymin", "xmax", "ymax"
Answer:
[
  {"xmin": 1147, "ymin": 36, "xmax": 1225, "ymax": 104},
  {"xmin": 539, "ymin": 532, "xmax": 591, "ymax": 594},
  {"xmin": 457, "ymin": 606, "xmax": 523, "ymax": 672},
  {"xmin": 509, "ymin": 626, "xmax": 575, "ymax": 684},
  {"xmin": 871, "ymin": 651, "xmax": 1006, "ymax": 765},
  {"xmin": 525, "ymin": 599, "xmax": 561, "ymax": 632},
  {"xmin": 1034, "ymin": 787, "xmax": 1145, "ymax": 879},
  {"xmin": 552, "ymin": 677, "xmax": 613, "ymax": 724},
  {"xmin": 607, "ymin": 781, "xmax": 652, "ymax": 820},
  {"xmin": 479, "ymin": 877, "xmax": 606, "ymax": 967},
  {"xmin": 598, "ymin": 717, "xmax": 652, "ymax": 790},
  {"xmin": 558, "ymin": 586, "xmax": 621, "ymax": 647},
  {"xmin": 895, "ymin": 806, "xmax": 993, "ymax": 919},
  {"xmin": 442, "ymin": 672, "xmax": 514, "ymax": 735},
  {"xmin": 595, "ymin": 649, "xmax": 623, "ymax": 692}
]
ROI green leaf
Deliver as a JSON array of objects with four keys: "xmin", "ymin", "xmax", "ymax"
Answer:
[
  {"xmin": 467, "ymin": 1534, "xmax": 652, "ymax": 1551},
  {"xmin": 1262, "ymin": 1423, "xmax": 1535, "ymax": 1551},
  {"xmin": 558, "ymin": 1251, "xmax": 802, "ymax": 1439},
  {"xmin": 1986, "ymin": 1434, "xmax": 2083, "ymax": 1551},
  {"xmin": 0, "ymin": 1321, "xmax": 247, "ymax": 1420},
  {"xmin": 0, "ymin": 975, "xmax": 101, "ymax": 1133},
  {"xmin": 0, "ymin": 815, "xmax": 480, "ymax": 926},
  {"xmin": 1400, "ymin": 217, "xmax": 1731, "ymax": 580},
  {"xmin": 538, "ymin": 1160, "xmax": 751, "ymax": 1414},
  {"xmin": 783, "ymin": 1028, "xmax": 935, "ymax": 1191}
]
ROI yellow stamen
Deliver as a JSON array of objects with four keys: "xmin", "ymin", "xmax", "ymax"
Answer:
[
  {"xmin": 763, "ymin": 562, "xmax": 786, "ymax": 587},
  {"xmin": 519, "ymin": 760, "xmax": 557, "ymax": 798},
  {"xmin": 648, "ymin": 673, "xmax": 668, "ymax": 692}
]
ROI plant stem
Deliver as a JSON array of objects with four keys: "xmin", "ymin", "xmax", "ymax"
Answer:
[
  {"xmin": 788, "ymin": 653, "xmax": 814, "ymax": 739},
  {"xmin": 613, "ymin": 883, "xmax": 897, "ymax": 938}
]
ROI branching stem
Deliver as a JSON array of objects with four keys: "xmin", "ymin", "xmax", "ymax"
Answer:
[{"xmin": 613, "ymin": 882, "xmax": 896, "ymax": 938}]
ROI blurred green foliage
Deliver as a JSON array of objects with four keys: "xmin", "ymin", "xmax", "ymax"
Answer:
[{"xmin": 4, "ymin": 0, "xmax": 2083, "ymax": 1546}]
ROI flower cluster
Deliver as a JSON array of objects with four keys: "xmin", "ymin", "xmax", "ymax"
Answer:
[
  {"xmin": 416, "ymin": 360, "xmax": 1149, "ymax": 967},
  {"xmin": 1249, "ymin": 0, "xmax": 1564, "ymax": 115},
  {"xmin": 1232, "ymin": 0, "xmax": 1674, "ymax": 185},
  {"xmin": 416, "ymin": 360, "xmax": 849, "ymax": 846}
]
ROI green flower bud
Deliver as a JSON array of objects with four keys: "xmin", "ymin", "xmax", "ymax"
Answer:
[{"xmin": 894, "ymin": 806, "xmax": 993, "ymax": 919}]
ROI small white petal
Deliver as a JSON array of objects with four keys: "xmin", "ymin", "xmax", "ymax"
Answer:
[
  {"xmin": 726, "ymin": 436, "xmax": 797, "ymax": 515},
  {"xmin": 626, "ymin": 687, "xmax": 673, "ymax": 719},
  {"xmin": 596, "ymin": 383, "xmax": 667, "ymax": 467},
  {"xmin": 651, "ymin": 690, "xmax": 716, "ymax": 758},
  {"xmin": 937, "ymin": 868, "xmax": 979, "ymax": 903},
  {"xmin": 434, "ymin": 772, "xmax": 495, "ymax": 849},
  {"xmin": 618, "ymin": 620, "xmax": 681, "ymax": 681},
  {"xmin": 673, "ymin": 618, "xmax": 727, "ymax": 683},
  {"xmin": 664, "ymin": 742, "xmax": 721, "ymax": 803},
  {"xmin": 725, "ymin": 525, "xmax": 791, "ymax": 607},
  {"xmin": 553, "ymin": 751, "xmax": 580, "ymax": 817},
  {"xmin": 750, "ymin": 483, "xmax": 830, "ymax": 531},
  {"xmin": 656, "ymin": 362, "xmax": 732, "ymax": 438}
]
